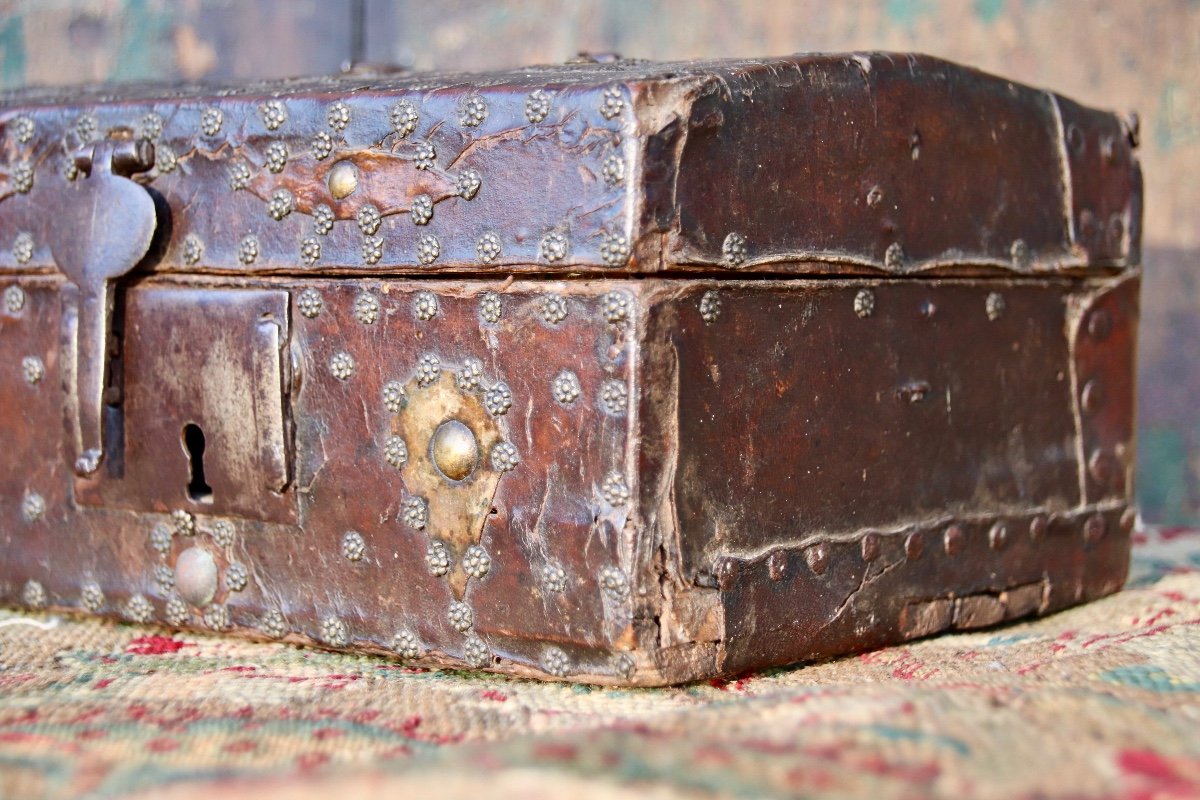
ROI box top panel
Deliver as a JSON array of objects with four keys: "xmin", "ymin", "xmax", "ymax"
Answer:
[{"xmin": 0, "ymin": 53, "xmax": 1139, "ymax": 278}]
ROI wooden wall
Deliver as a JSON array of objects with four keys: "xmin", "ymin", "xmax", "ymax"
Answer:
[{"xmin": 1, "ymin": 0, "xmax": 1197, "ymax": 523}]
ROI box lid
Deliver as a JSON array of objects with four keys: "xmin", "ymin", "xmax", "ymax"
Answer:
[{"xmin": 0, "ymin": 53, "xmax": 1139, "ymax": 277}]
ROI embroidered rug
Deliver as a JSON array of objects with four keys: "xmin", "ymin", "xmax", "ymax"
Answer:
[{"xmin": 0, "ymin": 526, "xmax": 1197, "ymax": 799}]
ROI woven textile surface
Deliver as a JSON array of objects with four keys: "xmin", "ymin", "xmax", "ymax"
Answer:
[{"xmin": 0, "ymin": 527, "xmax": 1197, "ymax": 799}]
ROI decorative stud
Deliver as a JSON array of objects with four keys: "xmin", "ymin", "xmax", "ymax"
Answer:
[
  {"xmin": 490, "ymin": 442, "xmax": 519, "ymax": 473},
  {"xmin": 431, "ymin": 420, "xmax": 479, "ymax": 482},
  {"xmin": 81, "ymin": 582, "xmax": 104, "ymax": 612},
  {"xmin": 382, "ymin": 381, "xmax": 407, "ymax": 413},
  {"xmin": 328, "ymin": 160, "xmax": 358, "ymax": 199},
  {"xmin": 540, "ymin": 232, "xmax": 569, "ymax": 263},
  {"xmin": 300, "ymin": 236, "xmax": 321, "ymax": 266},
  {"xmin": 722, "ymin": 232, "xmax": 747, "ymax": 267},
  {"xmin": 904, "ymin": 531, "xmax": 924, "ymax": 560},
  {"xmin": 165, "ymin": 596, "xmax": 189, "ymax": 625},
  {"xmin": 985, "ymin": 292, "xmax": 1006, "ymax": 321},
  {"xmin": 542, "ymin": 647, "xmax": 570, "ymax": 677},
  {"xmin": 402, "ymin": 195, "xmax": 433, "ymax": 227},
  {"xmin": 455, "ymin": 169, "xmax": 482, "ymax": 200},
  {"xmin": 448, "ymin": 600, "xmax": 474, "ymax": 633},
  {"xmin": 1083, "ymin": 513, "xmax": 1107, "ymax": 543},
  {"xmin": 393, "ymin": 630, "xmax": 421, "ymax": 659},
  {"xmin": 229, "ymin": 162, "xmax": 252, "ymax": 191},
  {"xmin": 413, "ymin": 141, "xmax": 436, "ymax": 170},
  {"xmin": 155, "ymin": 145, "xmax": 178, "ymax": 174},
  {"xmin": 766, "ymin": 550, "xmax": 788, "ymax": 581},
  {"xmin": 599, "ymin": 379, "xmax": 628, "ymax": 415},
  {"xmin": 383, "ymin": 435, "xmax": 409, "ymax": 469},
  {"xmin": 425, "ymin": 541, "xmax": 450, "ymax": 576},
  {"xmin": 416, "ymin": 234, "xmax": 440, "ymax": 265},
  {"xmin": 600, "ymin": 230, "xmax": 631, "ymax": 266},
  {"xmin": 126, "ymin": 593, "xmax": 154, "ymax": 623},
  {"xmin": 21, "ymin": 355, "xmax": 44, "ymax": 385},
  {"xmin": 413, "ymin": 291, "xmax": 439, "ymax": 321},
  {"xmin": 203, "ymin": 603, "xmax": 231, "ymax": 631},
  {"xmin": 171, "ymin": 509, "xmax": 196, "ymax": 536},
  {"xmin": 353, "ymin": 292, "xmax": 380, "ymax": 325},
  {"xmin": 599, "ymin": 566, "xmax": 630, "ymax": 600},
  {"xmin": 805, "ymin": 543, "xmax": 830, "ymax": 576},
  {"xmin": 329, "ymin": 352, "xmax": 355, "ymax": 381},
  {"xmin": 601, "ymin": 154, "xmax": 625, "ymax": 187},
  {"xmin": 175, "ymin": 546, "xmax": 217, "ymax": 606},
  {"xmin": 224, "ymin": 563, "xmax": 248, "ymax": 592},
  {"xmin": 480, "ymin": 292, "xmax": 502, "ymax": 323},
  {"xmin": 362, "ymin": 235, "xmax": 384, "ymax": 265},
  {"xmin": 237, "ymin": 235, "xmax": 260, "ymax": 265},
  {"xmin": 154, "ymin": 564, "xmax": 175, "ymax": 592},
  {"xmin": 1029, "ymin": 516, "xmax": 1049, "ymax": 541},
  {"xmin": 462, "ymin": 545, "xmax": 491, "ymax": 579},
  {"xmin": 860, "ymin": 533, "xmax": 880, "ymax": 562},
  {"xmin": 11, "ymin": 161, "xmax": 33, "ymax": 194},
  {"xmin": 12, "ymin": 232, "xmax": 33, "ymax": 264},
  {"xmin": 463, "ymin": 634, "xmax": 490, "ymax": 668},
  {"xmin": 12, "ymin": 115, "xmax": 34, "ymax": 144},
  {"xmin": 699, "ymin": 290, "xmax": 721, "ymax": 323},
  {"xmin": 264, "ymin": 141, "xmax": 288, "ymax": 173},
  {"xmin": 150, "ymin": 524, "xmax": 172, "ymax": 555},
  {"xmin": 854, "ymin": 289, "xmax": 875, "ymax": 318},
  {"xmin": 403, "ymin": 496, "xmax": 429, "ymax": 530},
  {"xmin": 139, "ymin": 111, "xmax": 163, "ymax": 141},
  {"xmin": 525, "ymin": 89, "xmax": 552, "ymax": 123},
  {"xmin": 312, "ymin": 204, "xmax": 334, "ymax": 236},
  {"xmin": 212, "ymin": 520, "xmax": 235, "ymax": 548},
  {"xmin": 327, "ymin": 100, "xmax": 351, "ymax": 131},
  {"xmin": 356, "ymin": 204, "xmax": 382, "ymax": 236},
  {"xmin": 459, "ymin": 94, "xmax": 488, "ymax": 127},
  {"xmin": 600, "ymin": 86, "xmax": 625, "ymax": 120},
  {"xmin": 22, "ymin": 579, "xmax": 45, "ymax": 609},
  {"xmin": 483, "ymin": 382, "xmax": 512, "ymax": 416},
  {"xmin": 540, "ymin": 293, "xmax": 568, "ymax": 324},
  {"xmin": 267, "ymin": 188, "xmax": 294, "ymax": 221},
  {"xmin": 259, "ymin": 99, "xmax": 287, "ymax": 130},
  {"xmin": 296, "ymin": 288, "xmax": 323, "ymax": 318},
  {"xmin": 21, "ymin": 491, "xmax": 44, "ymax": 523},
  {"xmin": 600, "ymin": 291, "xmax": 632, "ymax": 324},
  {"xmin": 200, "ymin": 106, "xmax": 223, "ymax": 137},
  {"xmin": 182, "ymin": 233, "xmax": 205, "ymax": 266},
  {"xmin": 1011, "ymin": 239, "xmax": 1031, "ymax": 270},
  {"xmin": 4, "ymin": 285, "xmax": 24, "ymax": 313},
  {"xmin": 455, "ymin": 358, "xmax": 484, "ymax": 392},
  {"xmin": 989, "ymin": 522, "xmax": 1010, "ymax": 551},
  {"xmin": 261, "ymin": 609, "xmax": 287, "ymax": 638},
  {"xmin": 538, "ymin": 562, "xmax": 568, "ymax": 593},
  {"xmin": 614, "ymin": 652, "xmax": 637, "ymax": 679},
  {"xmin": 342, "ymin": 531, "xmax": 366, "ymax": 562},
  {"xmin": 884, "ymin": 242, "xmax": 906, "ymax": 271},
  {"xmin": 552, "ymin": 370, "xmax": 581, "ymax": 404},
  {"xmin": 311, "ymin": 131, "xmax": 334, "ymax": 160},
  {"xmin": 319, "ymin": 616, "xmax": 349, "ymax": 646},
  {"xmin": 943, "ymin": 524, "xmax": 964, "ymax": 556},
  {"xmin": 476, "ymin": 232, "xmax": 502, "ymax": 263},
  {"xmin": 390, "ymin": 100, "xmax": 419, "ymax": 138},
  {"xmin": 415, "ymin": 354, "xmax": 440, "ymax": 387},
  {"xmin": 601, "ymin": 472, "xmax": 629, "ymax": 506},
  {"xmin": 75, "ymin": 113, "xmax": 99, "ymax": 142}
]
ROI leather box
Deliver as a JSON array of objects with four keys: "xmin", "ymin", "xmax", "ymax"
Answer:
[{"xmin": 0, "ymin": 53, "xmax": 1140, "ymax": 685}]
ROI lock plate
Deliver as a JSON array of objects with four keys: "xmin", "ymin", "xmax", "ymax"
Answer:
[{"xmin": 75, "ymin": 285, "xmax": 295, "ymax": 524}]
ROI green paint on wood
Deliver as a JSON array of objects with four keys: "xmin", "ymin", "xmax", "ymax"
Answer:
[
  {"xmin": 884, "ymin": 0, "xmax": 935, "ymax": 28},
  {"xmin": 0, "ymin": 14, "xmax": 27, "ymax": 90},
  {"xmin": 1138, "ymin": 427, "xmax": 1193, "ymax": 526},
  {"xmin": 974, "ymin": 0, "xmax": 1007, "ymax": 24},
  {"xmin": 110, "ymin": 0, "xmax": 176, "ymax": 83}
]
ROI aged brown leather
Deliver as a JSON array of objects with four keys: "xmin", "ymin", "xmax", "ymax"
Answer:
[{"xmin": 0, "ymin": 53, "xmax": 1139, "ymax": 685}]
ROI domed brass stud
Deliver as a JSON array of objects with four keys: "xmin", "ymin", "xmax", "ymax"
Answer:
[
  {"xmin": 328, "ymin": 160, "xmax": 358, "ymax": 199},
  {"xmin": 430, "ymin": 419, "xmax": 478, "ymax": 482},
  {"xmin": 175, "ymin": 546, "xmax": 218, "ymax": 607}
]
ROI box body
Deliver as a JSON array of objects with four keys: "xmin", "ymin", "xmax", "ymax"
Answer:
[{"xmin": 0, "ymin": 54, "xmax": 1140, "ymax": 684}]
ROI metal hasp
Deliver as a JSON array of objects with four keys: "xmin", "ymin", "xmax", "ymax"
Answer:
[{"xmin": 49, "ymin": 130, "xmax": 157, "ymax": 476}]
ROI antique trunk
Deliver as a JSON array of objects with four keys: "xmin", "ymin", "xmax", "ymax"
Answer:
[{"xmin": 0, "ymin": 54, "xmax": 1140, "ymax": 685}]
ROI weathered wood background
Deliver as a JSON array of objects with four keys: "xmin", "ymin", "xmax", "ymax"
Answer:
[{"xmin": 0, "ymin": 0, "xmax": 1196, "ymax": 524}]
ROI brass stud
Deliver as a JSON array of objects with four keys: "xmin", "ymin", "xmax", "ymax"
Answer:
[
  {"xmin": 175, "ymin": 546, "xmax": 218, "ymax": 607},
  {"xmin": 804, "ymin": 543, "xmax": 830, "ymax": 576},
  {"xmin": 430, "ymin": 419, "xmax": 479, "ymax": 482},
  {"xmin": 1029, "ymin": 515, "xmax": 1049, "ymax": 541},
  {"xmin": 943, "ymin": 524, "xmax": 964, "ymax": 556},
  {"xmin": 328, "ymin": 160, "xmax": 358, "ymax": 199},
  {"xmin": 767, "ymin": 551, "xmax": 788, "ymax": 581},
  {"xmin": 1083, "ymin": 513, "xmax": 1107, "ymax": 543},
  {"xmin": 860, "ymin": 533, "xmax": 880, "ymax": 562},
  {"xmin": 989, "ymin": 522, "xmax": 1010, "ymax": 551}
]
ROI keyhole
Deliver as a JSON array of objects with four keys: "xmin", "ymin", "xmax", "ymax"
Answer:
[{"xmin": 182, "ymin": 423, "xmax": 213, "ymax": 503}]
